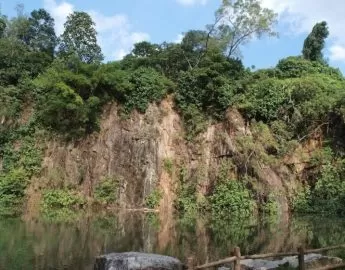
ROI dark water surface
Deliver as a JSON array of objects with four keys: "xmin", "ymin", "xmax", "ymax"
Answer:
[{"xmin": 1, "ymin": 212, "xmax": 345, "ymax": 270}]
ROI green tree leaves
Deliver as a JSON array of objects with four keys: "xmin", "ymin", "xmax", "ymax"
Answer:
[
  {"xmin": 58, "ymin": 11, "xmax": 103, "ymax": 64},
  {"xmin": 211, "ymin": 0, "xmax": 278, "ymax": 58},
  {"xmin": 28, "ymin": 9, "xmax": 57, "ymax": 56},
  {"xmin": 303, "ymin": 21, "xmax": 329, "ymax": 62}
]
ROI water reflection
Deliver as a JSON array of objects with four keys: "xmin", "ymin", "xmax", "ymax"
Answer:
[{"xmin": 0, "ymin": 212, "xmax": 345, "ymax": 270}]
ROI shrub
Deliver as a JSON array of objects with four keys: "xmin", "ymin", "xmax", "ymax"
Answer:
[
  {"xmin": 163, "ymin": 158, "xmax": 173, "ymax": 176},
  {"xmin": 123, "ymin": 67, "xmax": 172, "ymax": 113},
  {"xmin": 210, "ymin": 180, "xmax": 255, "ymax": 218},
  {"xmin": 292, "ymin": 186, "xmax": 312, "ymax": 213},
  {"xmin": 0, "ymin": 168, "xmax": 28, "ymax": 216},
  {"xmin": 94, "ymin": 177, "xmax": 118, "ymax": 204},
  {"xmin": 145, "ymin": 189, "xmax": 162, "ymax": 209},
  {"xmin": 261, "ymin": 194, "xmax": 279, "ymax": 215},
  {"xmin": 174, "ymin": 167, "xmax": 198, "ymax": 215},
  {"xmin": 42, "ymin": 189, "xmax": 86, "ymax": 210},
  {"xmin": 277, "ymin": 56, "xmax": 342, "ymax": 79}
]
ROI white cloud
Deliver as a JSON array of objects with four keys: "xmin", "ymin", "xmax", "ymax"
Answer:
[
  {"xmin": 176, "ymin": 0, "xmax": 208, "ymax": 6},
  {"xmin": 43, "ymin": 0, "xmax": 150, "ymax": 60},
  {"xmin": 260, "ymin": 0, "xmax": 345, "ymax": 63},
  {"xmin": 174, "ymin": 33, "xmax": 184, "ymax": 43},
  {"xmin": 43, "ymin": 0, "xmax": 73, "ymax": 35},
  {"xmin": 329, "ymin": 45, "xmax": 345, "ymax": 62}
]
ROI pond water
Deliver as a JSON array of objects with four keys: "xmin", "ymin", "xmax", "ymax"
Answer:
[{"xmin": 1, "ymin": 211, "xmax": 345, "ymax": 270}]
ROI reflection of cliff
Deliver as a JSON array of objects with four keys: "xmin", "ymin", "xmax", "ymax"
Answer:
[{"xmin": 1, "ymin": 214, "xmax": 344, "ymax": 270}]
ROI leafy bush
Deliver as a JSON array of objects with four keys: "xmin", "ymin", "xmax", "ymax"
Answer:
[
  {"xmin": 123, "ymin": 67, "xmax": 172, "ymax": 113},
  {"xmin": 238, "ymin": 78, "xmax": 291, "ymax": 122},
  {"xmin": 2, "ymin": 137, "xmax": 42, "ymax": 175},
  {"xmin": 94, "ymin": 177, "xmax": 118, "ymax": 204},
  {"xmin": 35, "ymin": 75, "xmax": 101, "ymax": 138},
  {"xmin": 210, "ymin": 180, "xmax": 255, "ymax": 218},
  {"xmin": 174, "ymin": 167, "xmax": 198, "ymax": 215},
  {"xmin": 42, "ymin": 189, "xmax": 86, "ymax": 210},
  {"xmin": 175, "ymin": 67, "xmax": 236, "ymax": 138},
  {"xmin": 145, "ymin": 189, "xmax": 162, "ymax": 209},
  {"xmin": 277, "ymin": 56, "xmax": 342, "ymax": 79},
  {"xmin": 312, "ymin": 163, "xmax": 345, "ymax": 215},
  {"xmin": 261, "ymin": 194, "xmax": 279, "ymax": 215},
  {"xmin": 0, "ymin": 168, "xmax": 28, "ymax": 216},
  {"xmin": 163, "ymin": 158, "xmax": 174, "ymax": 176},
  {"xmin": 0, "ymin": 136, "xmax": 42, "ymax": 216},
  {"xmin": 292, "ymin": 153, "xmax": 345, "ymax": 216}
]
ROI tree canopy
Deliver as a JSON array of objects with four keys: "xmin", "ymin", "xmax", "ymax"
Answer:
[
  {"xmin": 58, "ymin": 11, "xmax": 103, "ymax": 64},
  {"xmin": 302, "ymin": 21, "xmax": 329, "ymax": 62}
]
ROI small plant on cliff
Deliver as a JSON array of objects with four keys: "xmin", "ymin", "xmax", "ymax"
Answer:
[
  {"xmin": 163, "ymin": 158, "xmax": 174, "ymax": 176},
  {"xmin": 42, "ymin": 189, "xmax": 86, "ymax": 210},
  {"xmin": 261, "ymin": 193, "xmax": 279, "ymax": 215},
  {"xmin": 145, "ymin": 189, "xmax": 162, "ymax": 209},
  {"xmin": 174, "ymin": 166, "xmax": 198, "ymax": 215},
  {"xmin": 94, "ymin": 176, "xmax": 118, "ymax": 205},
  {"xmin": 0, "ymin": 168, "xmax": 28, "ymax": 216},
  {"xmin": 0, "ymin": 136, "xmax": 42, "ymax": 216},
  {"xmin": 210, "ymin": 179, "xmax": 255, "ymax": 218},
  {"xmin": 292, "ymin": 186, "xmax": 312, "ymax": 213}
]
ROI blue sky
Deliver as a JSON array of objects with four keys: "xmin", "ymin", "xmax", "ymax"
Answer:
[{"xmin": 2, "ymin": 0, "xmax": 345, "ymax": 73}]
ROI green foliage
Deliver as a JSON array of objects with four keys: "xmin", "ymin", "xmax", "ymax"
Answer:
[
  {"xmin": 210, "ymin": 179, "xmax": 255, "ymax": 218},
  {"xmin": 212, "ymin": 0, "xmax": 278, "ymax": 58},
  {"xmin": 42, "ymin": 189, "xmax": 86, "ymax": 210},
  {"xmin": 122, "ymin": 67, "xmax": 172, "ymax": 113},
  {"xmin": 261, "ymin": 194, "xmax": 279, "ymax": 215},
  {"xmin": 175, "ymin": 64, "xmax": 238, "ymax": 137},
  {"xmin": 175, "ymin": 167, "xmax": 198, "ymax": 215},
  {"xmin": 293, "ymin": 148, "xmax": 345, "ymax": 216},
  {"xmin": 238, "ymin": 78, "xmax": 291, "ymax": 122},
  {"xmin": 41, "ymin": 208, "xmax": 83, "ymax": 223},
  {"xmin": 312, "ymin": 163, "xmax": 345, "ymax": 215},
  {"xmin": 0, "ymin": 16, "xmax": 6, "ymax": 38},
  {"xmin": 302, "ymin": 21, "xmax": 329, "ymax": 62},
  {"xmin": 28, "ymin": 8, "xmax": 57, "ymax": 56},
  {"xmin": 276, "ymin": 57, "xmax": 342, "ymax": 79},
  {"xmin": 0, "ymin": 168, "xmax": 28, "ymax": 216},
  {"xmin": 58, "ymin": 11, "xmax": 103, "ymax": 63},
  {"xmin": 163, "ymin": 158, "xmax": 174, "ymax": 176},
  {"xmin": 0, "ymin": 85, "xmax": 25, "ymax": 121},
  {"xmin": 0, "ymin": 38, "xmax": 51, "ymax": 85},
  {"xmin": 34, "ymin": 65, "xmax": 101, "ymax": 138},
  {"xmin": 145, "ymin": 189, "xmax": 162, "ymax": 209},
  {"xmin": 0, "ymin": 136, "xmax": 42, "ymax": 216},
  {"xmin": 94, "ymin": 177, "xmax": 118, "ymax": 204}
]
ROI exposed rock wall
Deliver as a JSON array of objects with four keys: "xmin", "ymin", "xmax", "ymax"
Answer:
[{"xmin": 30, "ymin": 97, "xmax": 303, "ymax": 214}]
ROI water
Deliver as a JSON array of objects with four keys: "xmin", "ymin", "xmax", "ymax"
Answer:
[{"xmin": 1, "ymin": 212, "xmax": 345, "ymax": 270}]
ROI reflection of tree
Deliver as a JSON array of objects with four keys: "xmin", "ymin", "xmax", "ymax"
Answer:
[
  {"xmin": 1, "ymin": 214, "xmax": 345, "ymax": 269},
  {"xmin": 0, "ymin": 218, "xmax": 35, "ymax": 270}
]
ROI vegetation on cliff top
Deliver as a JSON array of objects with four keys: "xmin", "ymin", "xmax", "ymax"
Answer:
[{"xmin": 1, "ymin": 1, "xmax": 345, "ymax": 217}]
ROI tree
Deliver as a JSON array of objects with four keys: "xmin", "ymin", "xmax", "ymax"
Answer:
[
  {"xmin": 132, "ymin": 41, "xmax": 159, "ymax": 57},
  {"xmin": 302, "ymin": 21, "xmax": 329, "ymax": 62},
  {"xmin": 58, "ymin": 11, "xmax": 103, "ymax": 64},
  {"xmin": 0, "ymin": 17, "xmax": 6, "ymax": 38},
  {"xmin": 209, "ymin": 0, "xmax": 278, "ymax": 59},
  {"xmin": 28, "ymin": 9, "xmax": 57, "ymax": 56},
  {"xmin": 6, "ymin": 4, "xmax": 31, "ymax": 43}
]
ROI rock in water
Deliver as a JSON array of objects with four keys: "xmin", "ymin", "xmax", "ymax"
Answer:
[{"xmin": 94, "ymin": 252, "xmax": 184, "ymax": 270}]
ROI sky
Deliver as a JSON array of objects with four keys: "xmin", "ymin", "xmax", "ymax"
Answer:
[{"xmin": 2, "ymin": 0, "xmax": 345, "ymax": 73}]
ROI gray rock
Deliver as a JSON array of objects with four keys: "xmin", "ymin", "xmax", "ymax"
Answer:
[{"xmin": 94, "ymin": 252, "xmax": 184, "ymax": 270}]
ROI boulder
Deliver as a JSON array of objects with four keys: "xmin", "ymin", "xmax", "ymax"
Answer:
[{"xmin": 94, "ymin": 252, "xmax": 184, "ymax": 270}]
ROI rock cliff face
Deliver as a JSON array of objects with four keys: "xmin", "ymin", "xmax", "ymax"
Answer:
[{"xmin": 29, "ymin": 97, "xmax": 307, "ymax": 214}]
